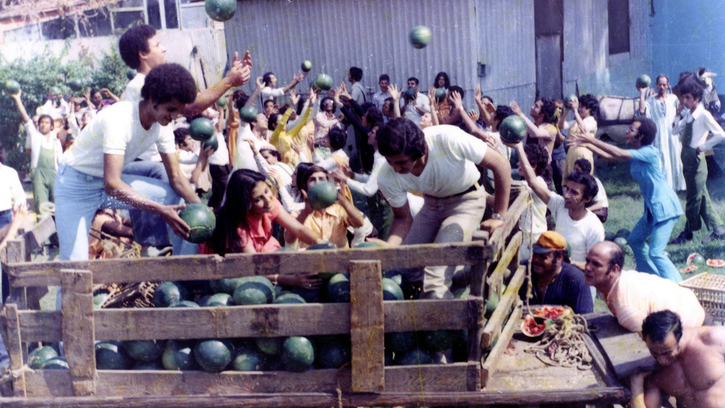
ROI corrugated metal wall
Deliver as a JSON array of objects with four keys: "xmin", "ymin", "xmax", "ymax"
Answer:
[{"xmin": 225, "ymin": 0, "xmax": 479, "ymax": 101}]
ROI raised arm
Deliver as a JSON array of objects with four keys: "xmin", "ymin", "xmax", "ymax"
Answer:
[
  {"xmin": 637, "ymin": 87, "xmax": 648, "ymax": 116},
  {"xmin": 388, "ymin": 84, "xmax": 402, "ymax": 119},
  {"xmin": 569, "ymin": 129, "xmax": 631, "ymax": 160},
  {"xmin": 509, "ymin": 142, "xmax": 553, "ymax": 204},
  {"xmin": 184, "ymin": 51, "xmax": 252, "ymax": 116},
  {"xmin": 245, "ymin": 76, "xmax": 264, "ymax": 108},
  {"xmin": 450, "ymin": 91, "xmax": 496, "ymax": 147},
  {"xmin": 475, "ymin": 85, "xmax": 496, "ymax": 128},
  {"xmin": 10, "ymin": 91, "xmax": 31, "ymax": 124},
  {"xmin": 282, "ymin": 71, "xmax": 305, "ymax": 94},
  {"xmin": 428, "ymin": 88, "xmax": 440, "ymax": 126},
  {"xmin": 102, "ymin": 88, "xmax": 120, "ymax": 102},
  {"xmin": 510, "ymin": 101, "xmax": 552, "ymax": 140}
]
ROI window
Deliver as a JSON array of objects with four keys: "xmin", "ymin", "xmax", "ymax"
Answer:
[
  {"xmin": 608, "ymin": 0, "xmax": 630, "ymax": 54},
  {"xmin": 79, "ymin": 9, "xmax": 113, "ymax": 37},
  {"xmin": 164, "ymin": 0, "xmax": 179, "ymax": 29},
  {"xmin": 4, "ymin": 23, "xmax": 41, "ymax": 42}
]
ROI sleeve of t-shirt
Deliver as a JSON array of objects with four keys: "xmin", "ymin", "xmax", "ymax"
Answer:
[
  {"xmin": 377, "ymin": 166, "xmax": 408, "ymax": 208},
  {"xmin": 439, "ymin": 127, "xmax": 487, "ymax": 164},
  {"xmin": 23, "ymin": 121, "xmax": 38, "ymax": 149},
  {"xmin": 584, "ymin": 116, "xmax": 598, "ymax": 133},
  {"xmin": 584, "ymin": 216, "xmax": 605, "ymax": 253},
  {"xmin": 155, "ymin": 125, "xmax": 177, "ymax": 154},
  {"xmin": 628, "ymin": 146, "xmax": 658, "ymax": 164},
  {"xmin": 547, "ymin": 194, "xmax": 566, "ymax": 220}
]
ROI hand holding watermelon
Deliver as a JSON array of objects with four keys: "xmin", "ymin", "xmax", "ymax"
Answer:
[{"xmin": 161, "ymin": 204, "xmax": 192, "ymax": 240}]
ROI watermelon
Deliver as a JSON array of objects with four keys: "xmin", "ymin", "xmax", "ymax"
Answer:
[
  {"xmin": 274, "ymin": 293, "xmax": 306, "ymax": 304},
  {"xmin": 124, "ymin": 340, "xmax": 164, "ymax": 362},
  {"xmin": 307, "ymin": 181, "xmax": 338, "ymax": 210},
  {"xmin": 499, "ymin": 115, "xmax": 527, "ymax": 144},
  {"xmin": 281, "ymin": 337, "xmax": 315, "ymax": 372},
  {"xmin": 394, "ymin": 347, "xmax": 432, "ymax": 365},
  {"xmin": 613, "ymin": 237, "xmax": 628, "ymax": 248},
  {"xmin": 42, "ymin": 357, "xmax": 69, "ymax": 370},
  {"xmin": 162, "ymin": 340, "xmax": 198, "ymax": 371},
  {"xmin": 93, "ymin": 291, "xmax": 109, "ymax": 309},
  {"xmin": 307, "ymin": 241, "xmax": 337, "ymax": 251},
  {"xmin": 28, "ymin": 346, "xmax": 58, "ymax": 369},
  {"xmin": 314, "ymin": 74, "xmax": 333, "ymax": 91},
  {"xmin": 434, "ymin": 88, "xmax": 446, "ymax": 101},
  {"xmin": 301, "ymin": 60, "xmax": 312, "ymax": 73},
  {"xmin": 521, "ymin": 315, "xmax": 549, "ymax": 338},
  {"xmin": 127, "ymin": 69, "xmax": 138, "ymax": 81},
  {"xmin": 178, "ymin": 203, "xmax": 216, "ymax": 244},
  {"xmin": 205, "ymin": 0, "xmax": 236, "ymax": 22},
  {"xmin": 453, "ymin": 286, "xmax": 470, "ymax": 299},
  {"xmin": 421, "ymin": 330, "xmax": 456, "ymax": 352},
  {"xmin": 382, "ymin": 278, "xmax": 404, "ymax": 301},
  {"xmin": 153, "ymin": 281, "xmax": 188, "ymax": 307},
  {"xmin": 604, "ymin": 231, "xmax": 616, "ymax": 241},
  {"xmin": 189, "ymin": 117, "xmax": 215, "ymax": 141},
  {"xmin": 234, "ymin": 281, "xmax": 275, "ymax": 305},
  {"xmin": 211, "ymin": 277, "xmax": 245, "ymax": 295},
  {"xmin": 215, "ymin": 97, "xmax": 227, "ymax": 108},
  {"xmin": 409, "ymin": 26, "xmax": 432, "ymax": 49},
  {"xmin": 239, "ymin": 106, "xmax": 258, "ymax": 123},
  {"xmin": 201, "ymin": 293, "xmax": 234, "ymax": 307},
  {"xmin": 707, "ymin": 259, "xmax": 725, "ymax": 268},
  {"xmin": 194, "ymin": 340, "xmax": 234, "ymax": 372},
  {"xmin": 95, "ymin": 341, "xmax": 133, "ymax": 370},
  {"xmin": 534, "ymin": 306, "xmax": 570, "ymax": 320},
  {"xmin": 50, "ymin": 86, "xmax": 61, "ymax": 95},
  {"xmin": 355, "ymin": 241, "xmax": 381, "ymax": 248},
  {"xmin": 564, "ymin": 94, "xmax": 578, "ymax": 108},
  {"xmin": 402, "ymin": 88, "xmax": 416, "ymax": 100},
  {"xmin": 384, "ymin": 270, "xmax": 403, "ymax": 286},
  {"xmin": 290, "ymin": 286, "xmax": 321, "ymax": 303},
  {"xmin": 133, "ymin": 360, "xmax": 164, "ymax": 370},
  {"xmin": 485, "ymin": 290, "xmax": 499, "ymax": 317},
  {"xmin": 636, "ymin": 74, "xmax": 652, "ymax": 89},
  {"xmin": 232, "ymin": 348, "xmax": 266, "ymax": 371},
  {"xmin": 385, "ymin": 331, "xmax": 415, "ymax": 353},
  {"xmin": 315, "ymin": 341, "xmax": 350, "ymax": 369},
  {"xmin": 615, "ymin": 228, "xmax": 631, "ymax": 239},
  {"xmin": 202, "ymin": 134, "xmax": 219, "ymax": 152},
  {"xmin": 4, "ymin": 80, "xmax": 20, "ymax": 95},
  {"xmin": 326, "ymin": 273, "xmax": 350, "ymax": 303},
  {"xmin": 687, "ymin": 253, "xmax": 705, "ymax": 266},
  {"xmin": 256, "ymin": 337, "xmax": 283, "ymax": 356},
  {"xmin": 68, "ymin": 78, "xmax": 84, "ymax": 92},
  {"xmin": 680, "ymin": 265, "xmax": 698, "ymax": 273},
  {"xmin": 169, "ymin": 300, "xmax": 199, "ymax": 308},
  {"xmin": 276, "ymin": 246, "xmax": 296, "ymax": 252}
]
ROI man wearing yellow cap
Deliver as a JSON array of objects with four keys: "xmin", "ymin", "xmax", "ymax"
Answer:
[{"xmin": 520, "ymin": 231, "xmax": 593, "ymax": 314}]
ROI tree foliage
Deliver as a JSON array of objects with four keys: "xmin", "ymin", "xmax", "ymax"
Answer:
[{"xmin": 0, "ymin": 41, "xmax": 127, "ymax": 171}]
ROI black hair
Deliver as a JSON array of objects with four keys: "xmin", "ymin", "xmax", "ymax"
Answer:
[
  {"xmin": 407, "ymin": 77, "xmax": 419, "ymax": 85},
  {"xmin": 299, "ymin": 165, "xmax": 328, "ymax": 192},
  {"xmin": 448, "ymin": 85, "xmax": 465, "ymax": 99},
  {"xmin": 365, "ymin": 106, "xmax": 384, "ymax": 128},
  {"xmin": 260, "ymin": 148, "xmax": 281, "ymax": 161},
  {"xmin": 268, "ymin": 113, "xmax": 280, "ymax": 131},
  {"xmin": 210, "ymin": 169, "xmax": 268, "ymax": 254},
  {"xmin": 538, "ymin": 97, "xmax": 558, "ymax": 124},
  {"xmin": 295, "ymin": 162, "xmax": 314, "ymax": 191},
  {"xmin": 320, "ymin": 96, "xmax": 336, "ymax": 113},
  {"xmin": 119, "ymin": 24, "xmax": 157, "ymax": 70},
  {"xmin": 262, "ymin": 72, "xmax": 274, "ymax": 87},
  {"xmin": 607, "ymin": 243, "xmax": 625, "ymax": 271},
  {"xmin": 524, "ymin": 144, "xmax": 549, "ymax": 176},
  {"xmin": 642, "ymin": 310, "xmax": 683, "ymax": 344},
  {"xmin": 38, "ymin": 114, "xmax": 53, "ymax": 129},
  {"xmin": 328, "ymin": 127, "xmax": 347, "ymax": 151},
  {"xmin": 141, "ymin": 63, "xmax": 197, "ymax": 105},
  {"xmin": 434, "ymin": 72, "xmax": 450, "ymax": 89},
  {"xmin": 173, "ymin": 127, "xmax": 190, "ymax": 145},
  {"xmin": 361, "ymin": 102, "xmax": 374, "ymax": 112},
  {"xmin": 91, "ymin": 88, "xmax": 102, "ymax": 99},
  {"xmin": 482, "ymin": 95, "xmax": 494, "ymax": 104},
  {"xmin": 378, "ymin": 74, "xmax": 390, "ymax": 83},
  {"xmin": 574, "ymin": 158, "xmax": 593, "ymax": 175},
  {"xmin": 578, "ymin": 94, "xmax": 599, "ymax": 116},
  {"xmin": 634, "ymin": 117, "xmax": 658, "ymax": 146},
  {"xmin": 377, "ymin": 118, "xmax": 428, "ymax": 161},
  {"xmin": 349, "ymin": 67, "xmax": 363, "ymax": 82},
  {"xmin": 680, "ymin": 80, "xmax": 704, "ymax": 100},
  {"xmin": 235, "ymin": 95, "xmax": 250, "ymax": 112},
  {"xmin": 494, "ymin": 105, "xmax": 514, "ymax": 125},
  {"xmin": 564, "ymin": 171, "xmax": 599, "ymax": 202},
  {"xmin": 296, "ymin": 95, "xmax": 307, "ymax": 115}
]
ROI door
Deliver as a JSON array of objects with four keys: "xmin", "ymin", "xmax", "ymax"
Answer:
[{"xmin": 534, "ymin": 0, "xmax": 564, "ymax": 100}]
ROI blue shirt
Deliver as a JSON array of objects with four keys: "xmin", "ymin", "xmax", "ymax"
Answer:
[
  {"xmin": 628, "ymin": 145, "xmax": 683, "ymax": 222},
  {"xmin": 519, "ymin": 262, "xmax": 594, "ymax": 314}
]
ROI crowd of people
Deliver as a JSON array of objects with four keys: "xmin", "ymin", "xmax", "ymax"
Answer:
[{"xmin": 0, "ymin": 23, "xmax": 723, "ymax": 408}]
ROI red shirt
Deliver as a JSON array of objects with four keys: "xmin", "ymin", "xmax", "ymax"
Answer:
[{"xmin": 200, "ymin": 198, "xmax": 282, "ymax": 254}]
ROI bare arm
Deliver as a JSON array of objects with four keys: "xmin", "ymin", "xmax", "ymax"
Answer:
[
  {"xmin": 275, "ymin": 206, "xmax": 322, "ymax": 245},
  {"xmin": 102, "ymin": 88, "xmax": 120, "ymax": 102},
  {"xmin": 428, "ymin": 88, "xmax": 440, "ymax": 126},
  {"xmin": 450, "ymin": 91, "xmax": 496, "ymax": 147},
  {"xmin": 189, "ymin": 145, "xmax": 213, "ymax": 185},
  {"xmin": 386, "ymin": 202, "xmax": 414, "ymax": 247},
  {"xmin": 510, "ymin": 142, "xmax": 552, "ymax": 204},
  {"xmin": 337, "ymin": 190, "xmax": 364, "ymax": 228},
  {"xmin": 244, "ymin": 77, "xmax": 264, "ymax": 108},
  {"xmin": 570, "ymin": 130, "xmax": 632, "ymax": 160},
  {"xmin": 10, "ymin": 91, "xmax": 31, "ymax": 124},
  {"xmin": 389, "ymin": 84, "xmax": 402, "ymax": 119},
  {"xmin": 638, "ymin": 87, "xmax": 648, "ymax": 115},
  {"xmin": 478, "ymin": 147, "xmax": 511, "ymax": 232},
  {"xmin": 160, "ymin": 151, "xmax": 201, "ymax": 205},
  {"xmin": 282, "ymin": 71, "xmax": 304, "ymax": 94},
  {"xmin": 510, "ymin": 101, "xmax": 552, "ymax": 140},
  {"xmin": 183, "ymin": 51, "xmax": 252, "ymax": 116}
]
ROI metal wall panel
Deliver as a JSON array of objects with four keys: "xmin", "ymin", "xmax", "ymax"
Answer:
[{"xmin": 225, "ymin": 0, "xmax": 479, "ymax": 101}]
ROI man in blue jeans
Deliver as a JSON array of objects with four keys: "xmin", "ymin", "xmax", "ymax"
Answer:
[{"xmin": 55, "ymin": 63, "xmax": 203, "ymax": 261}]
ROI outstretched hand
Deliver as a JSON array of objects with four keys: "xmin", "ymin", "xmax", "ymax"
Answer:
[
  {"xmin": 449, "ymin": 90, "xmax": 464, "ymax": 110},
  {"xmin": 389, "ymin": 84, "xmax": 400, "ymax": 101},
  {"xmin": 509, "ymin": 101, "xmax": 523, "ymax": 116},
  {"xmin": 159, "ymin": 204, "xmax": 191, "ymax": 239},
  {"xmin": 338, "ymin": 82, "xmax": 351, "ymax": 101},
  {"xmin": 226, "ymin": 51, "xmax": 252, "ymax": 87}
]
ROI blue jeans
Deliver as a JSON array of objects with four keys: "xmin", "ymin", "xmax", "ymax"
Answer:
[
  {"xmin": 628, "ymin": 211, "xmax": 681, "ymax": 283},
  {"xmin": 122, "ymin": 160, "xmax": 171, "ymax": 247},
  {"xmin": 54, "ymin": 164, "xmax": 197, "ymax": 261}
]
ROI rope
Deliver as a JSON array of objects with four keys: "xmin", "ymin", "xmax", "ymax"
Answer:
[
  {"xmin": 335, "ymin": 362, "xmax": 350, "ymax": 408},
  {"xmin": 524, "ymin": 313, "xmax": 593, "ymax": 370},
  {"xmin": 0, "ymin": 364, "xmax": 34, "ymax": 385}
]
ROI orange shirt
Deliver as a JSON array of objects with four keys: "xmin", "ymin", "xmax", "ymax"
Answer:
[
  {"xmin": 292, "ymin": 204, "xmax": 352, "ymax": 250},
  {"xmin": 604, "ymin": 270, "xmax": 705, "ymax": 332}
]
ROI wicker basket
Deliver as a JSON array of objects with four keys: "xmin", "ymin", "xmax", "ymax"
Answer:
[{"xmin": 681, "ymin": 273, "xmax": 725, "ymax": 322}]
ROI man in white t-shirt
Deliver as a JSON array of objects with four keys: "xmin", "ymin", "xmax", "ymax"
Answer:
[
  {"xmin": 55, "ymin": 64, "xmax": 202, "ymax": 261},
  {"xmin": 518, "ymin": 144, "xmax": 549, "ymax": 261},
  {"xmin": 399, "ymin": 77, "xmax": 430, "ymax": 124},
  {"xmin": 260, "ymin": 70, "xmax": 304, "ymax": 105},
  {"xmin": 510, "ymin": 141, "xmax": 605, "ymax": 271},
  {"xmin": 375, "ymin": 118, "xmax": 511, "ymax": 299}
]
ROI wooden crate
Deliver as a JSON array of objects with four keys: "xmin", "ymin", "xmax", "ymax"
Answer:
[
  {"xmin": 681, "ymin": 273, "xmax": 725, "ymax": 322},
  {"xmin": 0, "ymin": 192, "xmax": 538, "ymax": 407}
]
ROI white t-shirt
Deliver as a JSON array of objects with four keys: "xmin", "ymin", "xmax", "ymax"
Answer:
[
  {"xmin": 564, "ymin": 115, "xmax": 597, "ymax": 135},
  {"xmin": 208, "ymin": 132, "xmax": 229, "ymax": 166},
  {"xmin": 547, "ymin": 194, "xmax": 605, "ymax": 264},
  {"xmin": 593, "ymin": 177, "xmax": 608, "ymax": 208},
  {"xmin": 519, "ymin": 176, "xmax": 548, "ymax": 260},
  {"xmin": 261, "ymin": 86, "xmax": 284, "ymax": 103},
  {"xmin": 378, "ymin": 125, "xmax": 486, "ymax": 208},
  {"xmin": 124, "ymin": 73, "xmax": 146, "ymax": 103},
  {"xmin": 61, "ymin": 101, "xmax": 176, "ymax": 178},
  {"xmin": 0, "ymin": 164, "xmax": 26, "ymax": 212}
]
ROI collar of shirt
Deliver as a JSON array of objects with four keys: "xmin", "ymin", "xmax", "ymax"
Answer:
[{"xmin": 684, "ymin": 103, "xmax": 704, "ymax": 123}]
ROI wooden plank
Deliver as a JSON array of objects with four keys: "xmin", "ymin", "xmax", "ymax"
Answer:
[
  {"xmin": 60, "ymin": 270, "xmax": 96, "ymax": 396},
  {"xmin": 5, "ymin": 241, "xmax": 492, "ymax": 288},
  {"xmin": 18, "ymin": 299, "xmax": 473, "ymax": 343},
  {"xmin": 349, "ymin": 260, "xmax": 384, "ymax": 392},
  {"xmin": 465, "ymin": 296, "xmax": 484, "ymax": 391},
  {"xmin": 488, "ymin": 189, "xmax": 529, "ymax": 257},
  {"xmin": 3, "ymin": 388, "xmax": 627, "ymax": 407},
  {"xmin": 23, "ymin": 363, "xmax": 474, "ymax": 397},
  {"xmin": 486, "ymin": 231, "xmax": 523, "ymax": 293},
  {"xmin": 19, "ymin": 215, "xmax": 56, "ymax": 259},
  {"xmin": 588, "ymin": 314, "xmax": 657, "ymax": 379},
  {"xmin": 581, "ymin": 332, "xmax": 621, "ymax": 388},
  {"xmin": 481, "ymin": 300, "xmax": 522, "ymax": 387},
  {"xmin": 4, "ymin": 304, "xmax": 25, "ymax": 397},
  {"xmin": 481, "ymin": 266, "xmax": 525, "ymax": 348}
]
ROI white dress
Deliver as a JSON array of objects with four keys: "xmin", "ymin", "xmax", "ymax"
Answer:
[{"xmin": 640, "ymin": 94, "xmax": 686, "ymax": 191}]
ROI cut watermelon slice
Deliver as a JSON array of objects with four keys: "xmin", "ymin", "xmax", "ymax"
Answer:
[
  {"xmin": 706, "ymin": 259, "xmax": 725, "ymax": 268},
  {"xmin": 680, "ymin": 265, "xmax": 698, "ymax": 273},
  {"xmin": 687, "ymin": 253, "xmax": 705, "ymax": 266}
]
